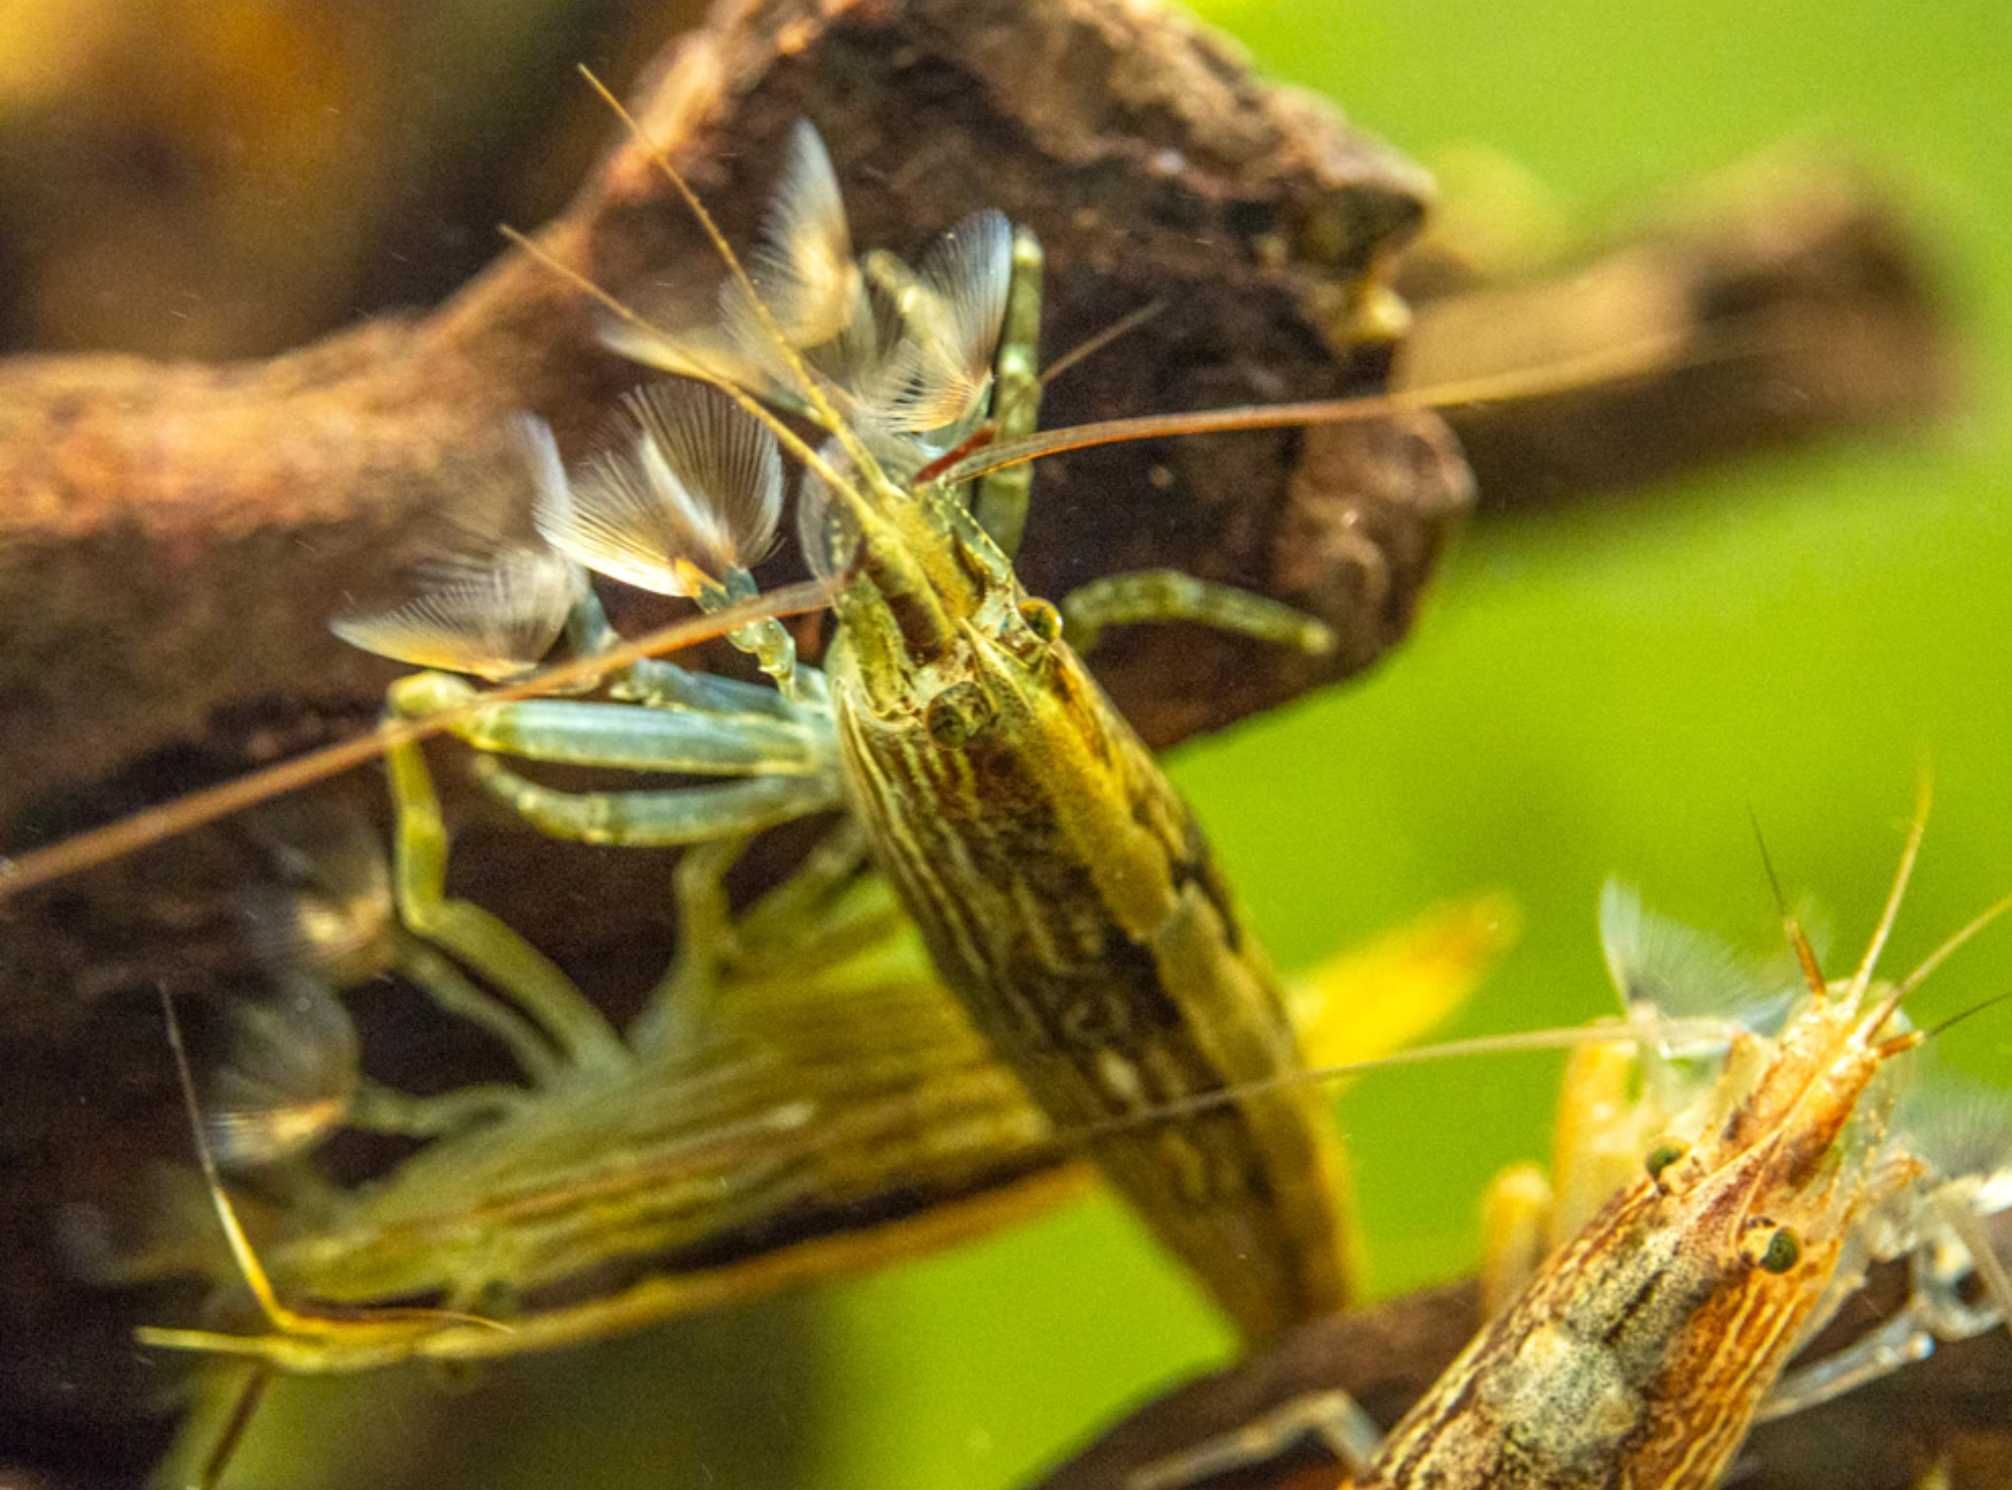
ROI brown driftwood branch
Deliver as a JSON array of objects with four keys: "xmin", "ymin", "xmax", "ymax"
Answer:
[
  {"xmin": 0, "ymin": 0, "xmax": 1956, "ymax": 1081},
  {"xmin": 1408, "ymin": 152, "xmax": 1957, "ymax": 505},
  {"xmin": 0, "ymin": 0, "xmax": 1454, "ymax": 851},
  {"xmin": 1033, "ymin": 1278, "xmax": 2012, "ymax": 1490}
]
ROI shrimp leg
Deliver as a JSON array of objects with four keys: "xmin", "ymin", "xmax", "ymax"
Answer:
[
  {"xmin": 348, "ymin": 1080, "xmax": 530, "ymax": 1138},
  {"xmin": 1127, "ymin": 1389, "xmax": 1385, "ymax": 1490},
  {"xmin": 385, "ymin": 733, "xmax": 629, "ymax": 1074},
  {"xmin": 971, "ymin": 226, "xmax": 1047, "ymax": 557},
  {"xmin": 388, "ymin": 673, "xmax": 833, "ymax": 778},
  {"xmin": 1060, "ymin": 568, "xmax": 1337, "ymax": 655},
  {"xmin": 465, "ymin": 760, "xmax": 840, "ymax": 847},
  {"xmin": 964, "ymin": 226, "xmax": 1338, "ymax": 657}
]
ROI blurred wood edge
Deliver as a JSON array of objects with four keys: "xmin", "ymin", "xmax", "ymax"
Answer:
[
  {"xmin": 1032, "ymin": 1277, "xmax": 2012, "ymax": 1490},
  {"xmin": 1408, "ymin": 148, "xmax": 1958, "ymax": 507}
]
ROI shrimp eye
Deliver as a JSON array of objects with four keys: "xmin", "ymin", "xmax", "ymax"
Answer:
[
  {"xmin": 925, "ymin": 681, "xmax": 995, "ymax": 747},
  {"xmin": 1018, "ymin": 597, "xmax": 1063, "ymax": 645},
  {"xmin": 1740, "ymin": 1220, "xmax": 1802, "ymax": 1274},
  {"xmin": 1644, "ymin": 1140, "xmax": 1689, "ymax": 1186}
]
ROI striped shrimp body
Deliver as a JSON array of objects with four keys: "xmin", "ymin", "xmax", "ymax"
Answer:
[
  {"xmin": 284, "ymin": 85, "xmax": 1713, "ymax": 1347},
  {"xmin": 100, "ymin": 800, "xmax": 1506, "ymax": 1385},
  {"xmin": 20, "ymin": 84, "xmax": 1715, "ymax": 1389},
  {"xmin": 822, "ymin": 509, "xmax": 1356, "ymax": 1342},
  {"xmin": 1370, "ymin": 987, "xmax": 1915, "ymax": 1487},
  {"xmin": 454, "ymin": 101, "xmax": 1372, "ymax": 1342}
]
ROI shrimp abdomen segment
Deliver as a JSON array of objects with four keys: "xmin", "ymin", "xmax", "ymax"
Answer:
[{"xmin": 831, "ymin": 635, "xmax": 1352, "ymax": 1342}]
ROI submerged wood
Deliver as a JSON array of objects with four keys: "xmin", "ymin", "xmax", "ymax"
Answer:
[{"xmin": 1032, "ymin": 1278, "xmax": 2012, "ymax": 1490}]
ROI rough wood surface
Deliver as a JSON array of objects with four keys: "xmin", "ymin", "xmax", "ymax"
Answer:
[{"xmin": 0, "ymin": 0, "xmax": 1451, "ymax": 850}]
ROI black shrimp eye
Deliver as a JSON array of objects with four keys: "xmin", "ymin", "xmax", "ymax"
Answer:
[
  {"xmin": 925, "ymin": 681, "xmax": 995, "ymax": 747},
  {"xmin": 1644, "ymin": 1140, "xmax": 1689, "ymax": 1186},
  {"xmin": 1739, "ymin": 1219, "xmax": 1803, "ymax": 1274},
  {"xmin": 1018, "ymin": 597, "xmax": 1063, "ymax": 645}
]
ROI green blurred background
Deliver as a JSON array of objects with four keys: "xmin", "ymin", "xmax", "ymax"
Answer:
[{"xmin": 16, "ymin": 0, "xmax": 2007, "ymax": 1484}]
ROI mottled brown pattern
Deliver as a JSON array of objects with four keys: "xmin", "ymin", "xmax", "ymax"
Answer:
[
  {"xmin": 1345, "ymin": 958, "xmax": 1918, "ymax": 1490},
  {"xmin": 831, "ymin": 619, "xmax": 1352, "ymax": 1344}
]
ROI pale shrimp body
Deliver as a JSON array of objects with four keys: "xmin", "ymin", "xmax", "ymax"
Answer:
[{"xmin": 1347, "ymin": 822, "xmax": 1972, "ymax": 1490}]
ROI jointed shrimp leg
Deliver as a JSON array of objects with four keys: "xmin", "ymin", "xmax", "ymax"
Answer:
[
  {"xmin": 635, "ymin": 818, "xmax": 913, "ymax": 1044},
  {"xmin": 967, "ymin": 225, "xmax": 1336, "ymax": 657},
  {"xmin": 384, "ymin": 731, "xmax": 629, "ymax": 1075},
  {"xmin": 1060, "ymin": 568, "xmax": 1337, "ymax": 656},
  {"xmin": 466, "ymin": 762, "xmax": 838, "ymax": 847},
  {"xmin": 347, "ymin": 1078, "xmax": 529, "ymax": 1138},
  {"xmin": 388, "ymin": 935, "xmax": 567, "ymax": 1088},
  {"xmin": 969, "ymin": 227, "xmax": 1046, "ymax": 556},
  {"xmin": 390, "ymin": 675, "xmax": 830, "ymax": 777},
  {"xmin": 1128, "ymin": 1389, "xmax": 1386, "ymax": 1490}
]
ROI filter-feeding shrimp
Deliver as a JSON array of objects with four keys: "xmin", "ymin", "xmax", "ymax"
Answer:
[
  {"xmin": 104, "ymin": 803, "xmax": 1525, "ymax": 1488},
  {"xmin": 300, "ymin": 80, "xmax": 1711, "ymax": 1349},
  {"xmin": 307, "ymin": 98, "xmax": 1424, "ymax": 1348},
  {"xmin": 10, "ymin": 74, "xmax": 1772, "ymax": 1489}
]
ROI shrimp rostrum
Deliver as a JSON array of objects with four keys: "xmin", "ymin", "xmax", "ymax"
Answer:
[{"xmin": 311, "ymin": 107, "xmax": 1371, "ymax": 1348}]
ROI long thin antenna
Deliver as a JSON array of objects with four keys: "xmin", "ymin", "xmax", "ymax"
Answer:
[
  {"xmin": 1038, "ymin": 298, "xmax": 1165, "ymax": 387},
  {"xmin": 0, "ymin": 581, "xmax": 833, "ymax": 904},
  {"xmin": 1750, "ymin": 807, "xmax": 1827, "ymax": 998},
  {"xmin": 196, "ymin": 1367, "xmax": 271, "ymax": 1490},
  {"xmin": 938, "ymin": 325, "xmax": 1729, "ymax": 485},
  {"xmin": 144, "ymin": 989, "xmax": 506, "ymax": 1482},
  {"xmin": 156, "ymin": 987, "xmax": 321, "ymax": 1336},
  {"xmin": 1849, "ymin": 770, "xmax": 1934, "ymax": 999},
  {"xmin": 1924, "ymin": 988, "xmax": 2012, "ymax": 1042},
  {"xmin": 572, "ymin": 68, "xmax": 888, "ymax": 509},
  {"xmin": 1895, "ymin": 888, "xmax": 2012, "ymax": 1000},
  {"xmin": 1062, "ymin": 1013, "xmax": 1741, "ymax": 1141}
]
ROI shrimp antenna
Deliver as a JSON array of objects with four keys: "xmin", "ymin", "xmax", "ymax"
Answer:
[
  {"xmin": 194, "ymin": 1367, "xmax": 272, "ymax": 1490},
  {"xmin": 1848, "ymin": 769, "xmax": 1933, "ymax": 999},
  {"xmin": 153, "ymin": 988, "xmax": 277, "ymax": 1490},
  {"xmin": 1068, "ymin": 1011, "xmax": 1743, "ymax": 1139},
  {"xmin": 152, "ymin": 988, "xmax": 320, "ymax": 1338},
  {"xmin": 1943, "ymin": 1200, "xmax": 2012, "ymax": 1341},
  {"xmin": 566, "ymin": 68, "xmax": 887, "ymax": 526},
  {"xmin": 146, "ymin": 989, "xmax": 508, "ymax": 1349},
  {"xmin": 938, "ymin": 323, "xmax": 1770, "ymax": 488},
  {"xmin": 1038, "ymin": 298, "xmax": 1166, "ymax": 387},
  {"xmin": 1893, "ymin": 887, "xmax": 2012, "ymax": 1001},
  {"xmin": 150, "ymin": 989, "xmax": 511, "ymax": 1351},
  {"xmin": 1924, "ymin": 988, "xmax": 2012, "ymax": 1042},
  {"xmin": 147, "ymin": 989, "xmax": 508, "ymax": 1487},
  {"xmin": 1750, "ymin": 807, "xmax": 1827, "ymax": 998},
  {"xmin": 0, "ymin": 581, "xmax": 833, "ymax": 904}
]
